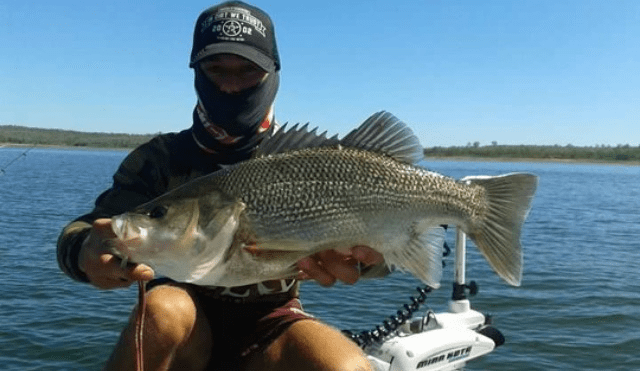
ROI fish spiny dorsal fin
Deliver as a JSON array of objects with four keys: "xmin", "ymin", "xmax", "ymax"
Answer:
[
  {"xmin": 254, "ymin": 111, "xmax": 423, "ymax": 163},
  {"xmin": 340, "ymin": 111, "xmax": 424, "ymax": 164},
  {"xmin": 254, "ymin": 122, "xmax": 340, "ymax": 158}
]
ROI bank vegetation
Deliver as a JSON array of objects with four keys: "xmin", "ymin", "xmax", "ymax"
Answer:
[
  {"xmin": 2, "ymin": 126, "xmax": 639, "ymax": 163},
  {"xmin": 0, "ymin": 125, "xmax": 155, "ymax": 149},
  {"xmin": 424, "ymin": 142, "xmax": 640, "ymax": 163}
]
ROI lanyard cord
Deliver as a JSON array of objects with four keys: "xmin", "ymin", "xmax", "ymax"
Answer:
[{"xmin": 135, "ymin": 281, "xmax": 147, "ymax": 371}]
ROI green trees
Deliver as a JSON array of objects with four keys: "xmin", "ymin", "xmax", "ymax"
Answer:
[
  {"xmin": 2, "ymin": 125, "xmax": 638, "ymax": 163},
  {"xmin": 0, "ymin": 126, "xmax": 154, "ymax": 149},
  {"xmin": 423, "ymin": 144, "xmax": 640, "ymax": 163}
]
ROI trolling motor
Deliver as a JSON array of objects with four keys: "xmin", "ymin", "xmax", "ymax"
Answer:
[{"xmin": 349, "ymin": 229, "xmax": 505, "ymax": 371}]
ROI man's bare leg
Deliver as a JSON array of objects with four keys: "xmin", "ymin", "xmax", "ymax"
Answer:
[
  {"xmin": 102, "ymin": 284, "xmax": 373, "ymax": 371},
  {"xmin": 102, "ymin": 284, "xmax": 212, "ymax": 371},
  {"xmin": 243, "ymin": 319, "xmax": 374, "ymax": 371}
]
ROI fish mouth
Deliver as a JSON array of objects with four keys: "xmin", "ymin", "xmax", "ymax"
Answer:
[
  {"xmin": 110, "ymin": 216, "xmax": 145, "ymax": 264},
  {"xmin": 111, "ymin": 216, "xmax": 145, "ymax": 241},
  {"xmin": 111, "ymin": 216, "xmax": 128, "ymax": 240}
]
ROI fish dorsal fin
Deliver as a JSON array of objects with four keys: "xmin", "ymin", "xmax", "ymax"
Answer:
[
  {"xmin": 255, "ymin": 111, "xmax": 423, "ymax": 164},
  {"xmin": 340, "ymin": 111, "xmax": 424, "ymax": 164},
  {"xmin": 255, "ymin": 122, "xmax": 340, "ymax": 157}
]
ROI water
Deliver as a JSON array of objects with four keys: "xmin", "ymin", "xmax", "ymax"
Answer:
[{"xmin": 1, "ymin": 148, "xmax": 639, "ymax": 370}]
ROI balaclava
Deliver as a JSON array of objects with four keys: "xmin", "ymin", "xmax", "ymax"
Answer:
[{"xmin": 189, "ymin": 1, "xmax": 280, "ymax": 159}]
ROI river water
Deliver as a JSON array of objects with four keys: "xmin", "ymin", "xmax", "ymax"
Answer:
[{"xmin": 1, "ymin": 147, "xmax": 638, "ymax": 370}]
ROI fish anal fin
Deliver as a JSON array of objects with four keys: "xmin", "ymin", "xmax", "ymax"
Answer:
[{"xmin": 383, "ymin": 222, "xmax": 445, "ymax": 288}]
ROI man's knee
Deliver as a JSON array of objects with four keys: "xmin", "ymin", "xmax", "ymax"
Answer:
[
  {"xmin": 263, "ymin": 320, "xmax": 374, "ymax": 371},
  {"xmin": 332, "ymin": 350, "xmax": 374, "ymax": 371},
  {"xmin": 144, "ymin": 285, "xmax": 198, "ymax": 346}
]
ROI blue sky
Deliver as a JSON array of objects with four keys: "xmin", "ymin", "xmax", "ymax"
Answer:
[{"xmin": 1, "ymin": 0, "xmax": 639, "ymax": 147}]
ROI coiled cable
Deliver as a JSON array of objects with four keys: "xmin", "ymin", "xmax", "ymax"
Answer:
[
  {"xmin": 343, "ymin": 239, "xmax": 450, "ymax": 347},
  {"xmin": 343, "ymin": 285, "xmax": 433, "ymax": 348}
]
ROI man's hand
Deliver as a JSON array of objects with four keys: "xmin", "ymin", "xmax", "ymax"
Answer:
[
  {"xmin": 78, "ymin": 218, "xmax": 154, "ymax": 290},
  {"xmin": 296, "ymin": 246, "xmax": 384, "ymax": 287}
]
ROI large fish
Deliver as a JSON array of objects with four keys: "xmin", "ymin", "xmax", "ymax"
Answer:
[{"xmin": 110, "ymin": 112, "xmax": 537, "ymax": 288}]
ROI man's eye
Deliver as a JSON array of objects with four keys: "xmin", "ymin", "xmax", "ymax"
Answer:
[
  {"xmin": 203, "ymin": 67, "xmax": 223, "ymax": 76},
  {"xmin": 148, "ymin": 206, "xmax": 168, "ymax": 219}
]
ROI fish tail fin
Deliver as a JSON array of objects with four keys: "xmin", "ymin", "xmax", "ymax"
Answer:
[
  {"xmin": 463, "ymin": 173, "xmax": 538, "ymax": 286},
  {"xmin": 384, "ymin": 224, "xmax": 445, "ymax": 289}
]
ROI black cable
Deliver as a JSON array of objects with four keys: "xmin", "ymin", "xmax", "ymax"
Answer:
[
  {"xmin": 343, "ymin": 231, "xmax": 450, "ymax": 347},
  {"xmin": 343, "ymin": 285, "xmax": 433, "ymax": 348}
]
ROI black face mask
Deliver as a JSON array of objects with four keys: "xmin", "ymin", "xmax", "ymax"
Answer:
[
  {"xmin": 192, "ymin": 67, "xmax": 279, "ymax": 140},
  {"xmin": 190, "ymin": 107, "xmax": 274, "ymax": 163}
]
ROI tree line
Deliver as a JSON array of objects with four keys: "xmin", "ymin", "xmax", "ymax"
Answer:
[
  {"xmin": 424, "ymin": 143, "xmax": 640, "ymax": 162},
  {"xmin": 0, "ymin": 125, "xmax": 155, "ymax": 149},
  {"xmin": 2, "ymin": 125, "xmax": 639, "ymax": 163}
]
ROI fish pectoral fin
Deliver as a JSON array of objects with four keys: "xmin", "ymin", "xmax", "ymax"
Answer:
[
  {"xmin": 251, "ymin": 240, "xmax": 310, "ymax": 252},
  {"xmin": 383, "ymin": 222, "xmax": 445, "ymax": 289},
  {"xmin": 243, "ymin": 244, "xmax": 306, "ymax": 259},
  {"xmin": 183, "ymin": 200, "xmax": 246, "ymax": 282},
  {"xmin": 201, "ymin": 200, "xmax": 246, "ymax": 239}
]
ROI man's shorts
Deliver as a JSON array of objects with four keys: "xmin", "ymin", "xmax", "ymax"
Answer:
[{"xmin": 146, "ymin": 278, "xmax": 315, "ymax": 370}]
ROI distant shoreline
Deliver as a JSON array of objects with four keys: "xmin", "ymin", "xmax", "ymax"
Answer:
[
  {"xmin": 423, "ymin": 156, "xmax": 640, "ymax": 166},
  {"xmin": 0, "ymin": 142, "xmax": 132, "ymax": 151},
  {"xmin": 3, "ymin": 125, "xmax": 640, "ymax": 165},
  {"xmin": 0, "ymin": 125, "xmax": 155, "ymax": 150},
  {"xmin": 3, "ymin": 142, "xmax": 639, "ymax": 166}
]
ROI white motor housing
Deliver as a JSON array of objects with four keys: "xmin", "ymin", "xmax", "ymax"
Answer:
[{"xmin": 365, "ymin": 301, "xmax": 501, "ymax": 371}]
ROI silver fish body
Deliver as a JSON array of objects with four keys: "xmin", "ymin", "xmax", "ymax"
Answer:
[{"xmin": 111, "ymin": 112, "xmax": 538, "ymax": 288}]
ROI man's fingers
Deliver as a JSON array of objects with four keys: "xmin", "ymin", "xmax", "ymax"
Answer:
[
  {"xmin": 297, "ymin": 257, "xmax": 336, "ymax": 287},
  {"xmin": 106, "ymin": 254, "xmax": 154, "ymax": 282},
  {"xmin": 297, "ymin": 250, "xmax": 362, "ymax": 286},
  {"xmin": 81, "ymin": 218, "xmax": 154, "ymax": 289},
  {"xmin": 316, "ymin": 250, "xmax": 360, "ymax": 285},
  {"xmin": 126, "ymin": 263, "xmax": 155, "ymax": 282},
  {"xmin": 351, "ymin": 245, "xmax": 384, "ymax": 266},
  {"xmin": 89, "ymin": 253, "xmax": 153, "ymax": 289},
  {"xmin": 92, "ymin": 275, "xmax": 134, "ymax": 290},
  {"xmin": 92, "ymin": 218, "xmax": 118, "ymax": 239}
]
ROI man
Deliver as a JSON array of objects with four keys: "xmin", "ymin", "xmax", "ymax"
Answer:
[{"xmin": 57, "ymin": 2, "xmax": 382, "ymax": 370}]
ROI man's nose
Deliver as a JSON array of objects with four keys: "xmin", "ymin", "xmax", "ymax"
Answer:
[{"xmin": 217, "ymin": 76, "xmax": 245, "ymax": 94}]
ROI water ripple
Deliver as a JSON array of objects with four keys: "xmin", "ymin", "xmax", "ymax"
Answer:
[{"xmin": 2, "ymin": 151, "xmax": 639, "ymax": 370}]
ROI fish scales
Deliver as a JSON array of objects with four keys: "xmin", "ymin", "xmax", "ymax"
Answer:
[
  {"xmin": 110, "ymin": 111, "xmax": 537, "ymax": 288},
  {"xmin": 205, "ymin": 147, "xmax": 486, "ymax": 248}
]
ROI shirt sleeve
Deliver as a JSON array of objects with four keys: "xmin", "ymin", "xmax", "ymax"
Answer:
[{"xmin": 56, "ymin": 136, "xmax": 172, "ymax": 283}]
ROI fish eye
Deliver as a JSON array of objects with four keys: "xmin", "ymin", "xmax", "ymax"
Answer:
[{"xmin": 148, "ymin": 205, "xmax": 168, "ymax": 219}]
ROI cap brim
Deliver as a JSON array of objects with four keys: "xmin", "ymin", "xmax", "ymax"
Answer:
[{"xmin": 190, "ymin": 43, "xmax": 276, "ymax": 72}]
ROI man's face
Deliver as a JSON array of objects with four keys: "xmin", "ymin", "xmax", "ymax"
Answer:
[{"xmin": 199, "ymin": 54, "xmax": 268, "ymax": 94}]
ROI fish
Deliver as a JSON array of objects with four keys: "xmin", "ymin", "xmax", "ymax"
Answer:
[{"xmin": 109, "ymin": 111, "xmax": 538, "ymax": 288}]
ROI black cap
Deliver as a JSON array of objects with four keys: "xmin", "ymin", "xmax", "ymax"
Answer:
[{"xmin": 189, "ymin": 1, "xmax": 280, "ymax": 72}]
